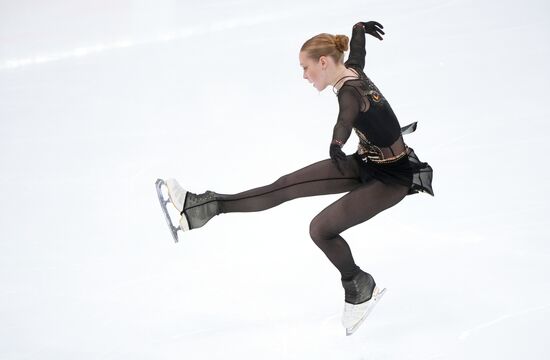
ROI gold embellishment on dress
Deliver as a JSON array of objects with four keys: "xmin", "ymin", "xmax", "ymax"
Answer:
[
  {"xmin": 355, "ymin": 128, "xmax": 384, "ymax": 160},
  {"xmin": 357, "ymin": 145, "xmax": 408, "ymax": 164},
  {"xmin": 354, "ymin": 128, "xmax": 369, "ymax": 144},
  {"xmin": 367, "ymin": 148, "xmax": 408, "ymax": 163},
  {"xmin": 354, "ymin": 127, "xmax": 408, "ymax": 164},
  {"xmin": 368, "ymin": 90, "xmax": 382, "ymax": 103}
]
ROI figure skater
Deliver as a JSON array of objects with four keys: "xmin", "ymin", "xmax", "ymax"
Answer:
[{"xmin": 156, "ymin": 20, "xmax": 434, "ymax": 336}]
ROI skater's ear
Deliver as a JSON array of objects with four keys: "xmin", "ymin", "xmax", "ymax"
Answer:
[{"xmin": 318, "ymin": 55, "xmax": 328, "ymax": 69}]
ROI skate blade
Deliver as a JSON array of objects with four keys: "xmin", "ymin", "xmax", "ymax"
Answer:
[
  {"xmin": 155, "ymin": 179, "xmax": 182, "ymax": 243},
  {"xmin": 345, "ymin": 287, "xmax": 387, "ymax": 336}
]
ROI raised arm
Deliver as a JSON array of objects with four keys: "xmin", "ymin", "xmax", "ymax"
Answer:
[
  {"xmin": 344, "ymin": 23, "xmax": 367, "ymax": 70},
  {"xmin": 344, "ymin": 21, "xmax": 385, "ymax": 71}
]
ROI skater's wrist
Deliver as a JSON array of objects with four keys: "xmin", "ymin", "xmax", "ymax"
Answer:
[{"xmin": 331, "ymin": 139, "xmax": 345, "ymax": 148}]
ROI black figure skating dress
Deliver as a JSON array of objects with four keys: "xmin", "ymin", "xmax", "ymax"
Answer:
[{"xmin": 334, "ymin": 23, "xmax": 434, "ymax": 196}]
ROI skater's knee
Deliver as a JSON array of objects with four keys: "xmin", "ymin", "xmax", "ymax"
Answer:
[
  {"xmin": 274, "ymin": 173, "xmax": 293, "ymax": 188},
  {"xmin": 309, "ymin": 218, "xmax": 336, "ymax": 245}
]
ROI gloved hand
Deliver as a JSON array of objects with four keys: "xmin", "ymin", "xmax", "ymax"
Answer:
[
  {"xmin": 355, "ymin": 21, "xmax": 385, "ymax": 40},
  {"xmin": 330, "ymin": 142, "xmax": 347, "ymax": 176}
]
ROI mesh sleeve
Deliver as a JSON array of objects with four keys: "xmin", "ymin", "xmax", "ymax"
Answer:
[
  {"xmin": 331, "ymin": 86, "xmax": 360, "ymax": 146},
  {"xmin": 344, "ymin": 23, "xmax": 366, "ymax": 70}
]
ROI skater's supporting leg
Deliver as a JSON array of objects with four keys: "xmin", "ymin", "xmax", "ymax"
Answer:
[
  {"xmin": 309, "ymin": 180, "xmax": 409, "ymax": 280},
  {"xmin": 217, "ymin": 155, "xmax": 362, "ymax": 213}
]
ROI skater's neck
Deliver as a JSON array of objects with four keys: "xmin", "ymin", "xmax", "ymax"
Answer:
[{"xmin": 331, "ymin": 65, "xmax": 359, "ymax": 92}]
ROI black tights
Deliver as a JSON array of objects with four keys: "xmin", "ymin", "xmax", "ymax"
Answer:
[{"xmin": 216, "ymin": 155, "xmax": 409, "ymax": 280}]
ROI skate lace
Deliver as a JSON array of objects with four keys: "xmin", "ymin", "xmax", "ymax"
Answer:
[{"xmin": 186, "ymin": 191, "xmax": 219, "ymax": 210}]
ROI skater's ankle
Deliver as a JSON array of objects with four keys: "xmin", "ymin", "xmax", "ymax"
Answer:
[
  {"xmin": 341, "ymin": 266, "xmax": 361, "ymax": 281},
  {"xmin": 341, "ymin": 270, "xmax": 376, "ymax": 304}
]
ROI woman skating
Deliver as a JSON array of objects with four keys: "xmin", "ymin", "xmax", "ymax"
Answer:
[{"xmin": 156, "ymin": 20, "xmax": 433, "ymax": 336}]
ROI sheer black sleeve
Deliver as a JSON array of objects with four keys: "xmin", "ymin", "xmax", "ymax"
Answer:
[
  {"xmin": 331, "ymin": 86, "xmax": 360, "ymax": 146},
  {"xmin": 344, "ymin": 23, "xmax": 366, "ymax": 71}
]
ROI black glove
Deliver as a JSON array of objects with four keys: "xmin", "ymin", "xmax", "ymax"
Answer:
[
  {"xmin": 355, "ymin": 21, "xmax": 385, "ymax": 40},
  {"xmin": 330, "ymin": 143, "xmax": 347, "ymax": 175}
]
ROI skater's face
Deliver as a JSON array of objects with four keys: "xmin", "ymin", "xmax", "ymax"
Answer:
[{"xmin": 299, "ymin": 51, "xmax": 330, "ymax": 92}]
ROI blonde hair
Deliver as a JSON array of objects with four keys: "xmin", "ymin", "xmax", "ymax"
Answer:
[{"xmin": 300, "ymin": 33, "xmax": 349, "ymax": 63}]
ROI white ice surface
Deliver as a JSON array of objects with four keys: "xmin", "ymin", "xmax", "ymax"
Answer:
[{"xmin": 1, "ymin": 0, "xmax": 550, "ymax": 359}]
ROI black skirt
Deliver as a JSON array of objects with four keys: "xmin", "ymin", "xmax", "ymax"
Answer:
[{"xmin": 352, "ymin": 146, "xmax": 434, "ymax": 196}]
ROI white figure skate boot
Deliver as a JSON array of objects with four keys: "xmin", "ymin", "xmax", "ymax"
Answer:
[
  {"xmin": 165, "ymin": 178, "xmax": 221, "ymax": 232},
  {"xmin": 341, "ymin": 270, "xmax": 386, "ymax": 336}
]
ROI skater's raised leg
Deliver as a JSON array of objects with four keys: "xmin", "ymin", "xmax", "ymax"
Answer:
[
  {"xmin": 217, "ymin": 155, "xmax": 362, "ymax": 213},
  {"xmin": 166, "ymin": 155, "xmax": 363, "ymax": 231}
]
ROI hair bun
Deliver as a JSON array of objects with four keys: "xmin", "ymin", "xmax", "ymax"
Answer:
[{"xmin": 334, "ymin": 35, "xmax": 349, "ymax": 52}]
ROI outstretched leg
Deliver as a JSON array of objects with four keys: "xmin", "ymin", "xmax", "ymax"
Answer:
[
  {"xmin": 308, "ymin": 180, "xmax": 410, "ymax": 280},
  {"xmin": 217, "ymin": 155, "xmax": 362, "ymax": 213},
  {"xmin": 164, "ymin": 155, "xmax": 363, "ymax": 232}
]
